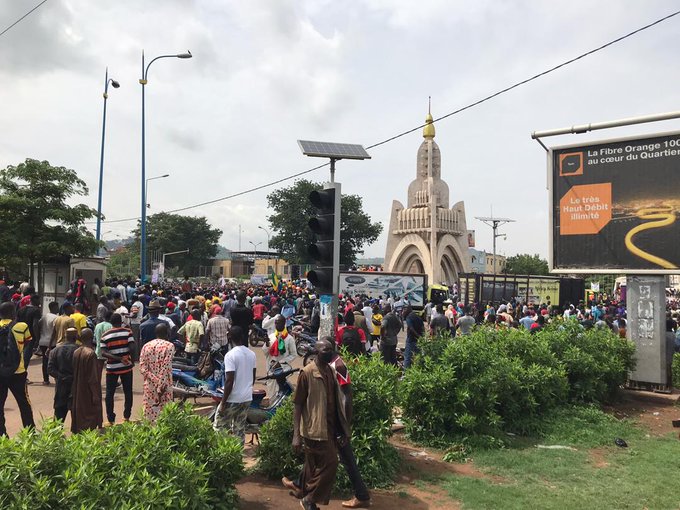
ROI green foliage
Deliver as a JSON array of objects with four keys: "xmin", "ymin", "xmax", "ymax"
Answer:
[
  {"xmin": 543, "ymin": 322, "xmax": 636, "ymax": 402},
  {"xmin": 0, "ymin": 159, "xmax": 100, "ymax": 280},
  {"xmin": 131, "ymin": 212, "xmax": 222, "ymax": 276},
  {"xmin": 256, "ymin": 354, "xmax": 399, "ymax": 490},
  {"xmin": 255, "ymin": 398, "xmax": 302, "ymax": 479},
  {"xmin": 402, "ymin": 325, "xmax": 636, "ymax": 442},
  {"xmin": 503, "ymin": 253, "xmax": 549, "ymax": 276},
  {"xmin": 266, "ymin": 179, "xmax": 382, "ymax": 266},
  {"xmin": 672, "ymin": 352, "xmax": 680, "ymax": 388},
  {"xmin": 0, "ymin": 403, "xmax": 243, "ymax": 509}
]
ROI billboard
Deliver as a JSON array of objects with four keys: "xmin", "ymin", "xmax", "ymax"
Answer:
[
  {"xmin": 338, "ymin": 272, "xmax": 426, "ymax": 308},
  {"xmin": 550, "ymin": 131, "xmax": 680, "ymax": 273}
]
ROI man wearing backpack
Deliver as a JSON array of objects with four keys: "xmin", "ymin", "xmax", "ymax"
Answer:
[{"xmin": 0, "ymin": 302, "xmax": 35, "ymax": 437}]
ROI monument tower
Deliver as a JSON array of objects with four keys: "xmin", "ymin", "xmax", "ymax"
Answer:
[{"xmin": 384, "ymin": 106, "xmax": 470, "ymax": 284}]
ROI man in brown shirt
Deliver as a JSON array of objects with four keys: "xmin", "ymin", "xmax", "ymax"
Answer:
[{"xmin": 292, "ymin": 338, "xmax": 348, "ymax": 510}]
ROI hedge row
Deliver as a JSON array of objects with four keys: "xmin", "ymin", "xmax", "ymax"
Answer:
[
  {"xmin": 401, "ymin": 323, "xmax": 636, "ymax": 441},
  {"xmin": 0, "ymin": 403, "xmax": 244, "ymax": 510}
]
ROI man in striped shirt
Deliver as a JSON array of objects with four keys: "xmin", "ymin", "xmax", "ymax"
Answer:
[{"xmin": 101, "ymin": 313, "xmax": 135, "ymax": 426}]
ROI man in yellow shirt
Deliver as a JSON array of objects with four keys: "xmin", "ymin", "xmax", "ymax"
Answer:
[
  {"xmin": 70, "ymin": 303, "xmax": 88, "ymax": 335},
  {"xmin": 52, "ymin": 303, "xmax": 76, "ymax": 346},
  {"xmin": 0, "ymin": 302, "xmax": 36, "ymax": 437}
]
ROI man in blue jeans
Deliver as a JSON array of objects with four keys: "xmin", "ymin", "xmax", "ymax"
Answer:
[{"xmin": 403, "ymin": 305, "xmax": 424, "ymax": 369}]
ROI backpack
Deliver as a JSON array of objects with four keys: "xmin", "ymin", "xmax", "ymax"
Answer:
[
  {"xmin": 0, "ymin": 321, "xmax": 21, "ymax": 377},
  {"xmin": 341, "ymin": 327, "xmax": 361, "ymax": 348}
]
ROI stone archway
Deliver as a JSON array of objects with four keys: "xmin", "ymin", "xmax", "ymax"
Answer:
[
  {"xmin": 435, "ymin": 234, "xmax": 467, "ymax": 285},
  {"xmin": 386, "ymin": 234, "xmax": 433, "ymax": 280}
]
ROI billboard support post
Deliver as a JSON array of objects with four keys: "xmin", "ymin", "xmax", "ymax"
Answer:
[{"xmin": 626, "ymin": 275, "xmax": 671, "ymax": 392}]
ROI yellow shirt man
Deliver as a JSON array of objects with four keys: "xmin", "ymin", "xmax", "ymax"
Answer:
[
  {"xmin": 0, "ymin": 319, "xmax": 31, "ymax": 374},
  {"xmin": 70, "ymin": 312, "xmax": 87, "ymax": 334}
]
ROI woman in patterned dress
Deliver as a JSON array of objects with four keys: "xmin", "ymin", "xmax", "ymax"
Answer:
[{"xmin": 139, "ymin": 323, "xmax": 175, "ymax": 423}]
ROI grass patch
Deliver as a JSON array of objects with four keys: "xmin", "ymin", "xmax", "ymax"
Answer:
[{"xmin": 422, "ymin": 406, "xmax": 680, "ymax": 509}]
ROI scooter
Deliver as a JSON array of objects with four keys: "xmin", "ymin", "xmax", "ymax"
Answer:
[
  {"xmin": 207, "ymin": 363, "xmax": 300, "ymax": 443},
  {"xmin": 172, "ymin": 344, "xmax": 229, "ymax": 401},
  {"xmin": 290, "ymin": 317, "xmax": 318, "ymax": 357},
  {"xmin": 249, "ymin": 324, "xmax": 268, "ymax": 347}
]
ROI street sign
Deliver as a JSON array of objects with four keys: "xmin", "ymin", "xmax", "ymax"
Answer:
[{"xmin": 549, "ymin": 130, "xmax": 680, "ymax": 273}]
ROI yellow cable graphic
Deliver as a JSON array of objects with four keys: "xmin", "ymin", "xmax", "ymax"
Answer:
[{"xmin": 624, "ymin": 206, "xmax": 678, "ymax": 269}]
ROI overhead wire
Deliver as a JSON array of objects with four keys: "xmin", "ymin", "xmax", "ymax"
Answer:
[
  {"xmin": 0, "ymin": 0, "xmax": 50, "ymax": 39},
  {"xmin": 94, "ymin": 8, "xmax": 680, "ymax": 226}
]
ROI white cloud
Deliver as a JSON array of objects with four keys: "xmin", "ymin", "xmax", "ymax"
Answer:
[{"xmin": 2, "ymin": 0, "xmax": 680, "ymax": 265}]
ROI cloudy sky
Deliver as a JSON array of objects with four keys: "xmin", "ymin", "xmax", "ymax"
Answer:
[{"xmin": 2, "ymin": 0, "xmax": 679, "ymax": 261}]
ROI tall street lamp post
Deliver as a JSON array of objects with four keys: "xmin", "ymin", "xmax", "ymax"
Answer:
[
  {"xmin": 95, "ymin": 68, "xmax": 120, "ymax": 244},
  {"xmin": 146, "ymin": 173, "xmax": 170, "ymax": 208},
  {"xmin": 258, "ymin": 225, "xmax": 270, "ymax": 273},
  {"xmin": 140, "ymin": 50, "xmax": 192, "ymax": 282},
  {"xmin": 249, "ymin": 241, "xmax": 262, "ymax": 275}
]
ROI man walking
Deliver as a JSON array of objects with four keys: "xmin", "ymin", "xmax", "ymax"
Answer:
[
  {"xmin": 292, "ymin": 338, "xmax": 346, "ymax": 510},
  {"xmin": 139, "ymin": 323, "xmax": 175, "ymax": 423},
  {"xmin": 403, "ymin": 305, "xmax": 424, "ymax": 369},
  {"xmin": 101, "ymin": 313, "xmax": 135, "ymax": 426},
  {"xmin": 71, "ymin": 328, "xmax": 102, "ymax": 433},
  {"xmin": 456, "ymin": 307, "xmax": 476, "ymax": 336},
  {"xmin": 380, "ymin": 305, "xmax": 401, "ymax": 365},
  {"xmin": 0, "ymin": 302, "xmax": 35, "ymax": 436},
  {"xmin": 38, "ymin": 301, "xmax": 59, "ymax": 385},
  {"xmin": 213, "ymin": 326, "xmax": 256, "ymax": 443},
  {"xmin": 284, "ymin": 338, "xmax": 371, "ymax": 508},
  {"xmin": 47, "ymin": 327, "xmax": 79, "ymax": 422},
  {"xmin": 139, "ymin": 300, "xmax": 165, "ymax": 354}
]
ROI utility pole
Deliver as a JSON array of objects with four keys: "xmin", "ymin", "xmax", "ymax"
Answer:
[
  {"xmin": 238, "ymin": 224, "xmax": 242, "ymax": 251},
  {"xmin": 475, "ymin": 215, "xmax": 515, "ymax": 274}
]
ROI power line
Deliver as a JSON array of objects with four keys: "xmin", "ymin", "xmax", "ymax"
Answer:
[
  {"xmin": 0, "ymin": 0, "xmax": 49, "ymax": 39},
  {"xmin": 95, "ymin": 8, "xmax": 680, "ymax": 225}
]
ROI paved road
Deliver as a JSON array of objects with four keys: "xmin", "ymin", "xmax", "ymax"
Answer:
[{"xmin": 4, "ymin": 329, "xmax": 406, "ymax": 437}]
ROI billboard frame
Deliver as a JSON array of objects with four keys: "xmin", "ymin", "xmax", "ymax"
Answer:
[{"xmin": 548, "ymin": 129, "xmax": 680, "ymax": 275}]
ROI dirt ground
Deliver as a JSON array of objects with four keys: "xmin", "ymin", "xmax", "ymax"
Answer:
[{"xmin": 237, "ymin": 390, "xmax": 680, "ymax": 510}]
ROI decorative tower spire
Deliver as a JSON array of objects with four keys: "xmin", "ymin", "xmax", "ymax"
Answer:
[{"xmin": 423, "ymin": 96, "xmax": 435, "ymax": 139}]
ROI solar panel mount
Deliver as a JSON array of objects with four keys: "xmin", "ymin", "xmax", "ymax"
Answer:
[{"xmin": 297, "ymin": 140, "xmax": 371, "ymax": 160}]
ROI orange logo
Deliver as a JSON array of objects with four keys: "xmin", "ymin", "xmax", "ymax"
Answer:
[
  {"xmin": 559, "ymin": 152, "xmax": 583, "ymax": 177},
  {"xmin": 559, "ymin": 183, "xmax": 612, "ymax": 235}
]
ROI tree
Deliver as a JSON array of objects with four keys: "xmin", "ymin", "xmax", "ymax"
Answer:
[
  {"xmin": 131, "ymin": 213, "xmax": 222, "ymax": 276},
  {"xmin": 266, "ymin": 179, "xmax": 382, "ymax": 266},
  {"xmin": 0, "ymin": 159, "xmax": 99, "ymax": 292},
  {"xmin": 504, "ymin": 253, "xmax": 550, "ymax": 276}
]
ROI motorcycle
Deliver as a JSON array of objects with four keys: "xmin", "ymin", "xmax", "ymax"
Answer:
[
  {"xmin": 208, "ymin": 363, "xmax": 300, "ymax": 444},
  {"xmin": 172, "ymin": 344, "xmax": 230, "ymax": 402},
  {"xmin": 290, "ymin": 316, "xmax": 318, "ymax": 357},
  {"xmin": 248, "ymin": 324, "xmax": 268, "ymax": 347}
]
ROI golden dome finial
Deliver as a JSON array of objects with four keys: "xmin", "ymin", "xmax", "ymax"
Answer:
[{"xmin": 423, "ymin": 96, "xmax": 435, "ymax": 138}]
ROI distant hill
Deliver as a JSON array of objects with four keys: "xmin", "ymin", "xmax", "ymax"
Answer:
[
  {"xmin": 105, "ymin": 237, "xmax": 133, "ymax": 251},
  {"xmin": 355, "ymin": 257, "xmax": 384, "ymax": 265}
]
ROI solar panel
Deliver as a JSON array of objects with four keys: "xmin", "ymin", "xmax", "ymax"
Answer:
[{"xmin": 297, "ymin": 140, "xmax": 371, "ymax": 160}]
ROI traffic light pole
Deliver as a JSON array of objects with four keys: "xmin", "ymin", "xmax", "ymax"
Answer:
[{"xmin": 318, "ymin": 181, "xmax": 341, "ymax": 341}]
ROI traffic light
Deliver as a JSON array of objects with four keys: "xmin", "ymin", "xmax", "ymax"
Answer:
[{"xmin": 307, "ymin": 183, "xmax": 341, "ymax": 295}]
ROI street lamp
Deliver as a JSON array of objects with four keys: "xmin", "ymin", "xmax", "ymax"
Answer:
[
  {"xmin": 95, "ymin": 68, "xmax": 120, "ymax": 244},
  {"xmin": 258, "ymin": 225, "xmax": 271, "ymax": 273},
  {"xmin": 140, "ymin": 50, "xmax": 192, "ymax": 282},
  {"xmin": 146, "ymin": 173, "xmax": 170, "ymax": 208}
]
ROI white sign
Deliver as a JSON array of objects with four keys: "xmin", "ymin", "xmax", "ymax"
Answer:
[{"xmin": 590, "ymin": 282, "xmax": 600, "ymax": 292}]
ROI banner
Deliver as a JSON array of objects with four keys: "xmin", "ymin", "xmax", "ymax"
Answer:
[{"xmin": 550, "ymin": 131, "xmax": 680, "ymax": 273}]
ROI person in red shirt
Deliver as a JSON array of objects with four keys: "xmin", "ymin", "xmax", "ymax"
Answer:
[
  {"xmin": 252, "ymin": 297, "xmax": 266, "ymax": 329},
  {"xmin": 335, "ymin": 311, "xmax": 365, "ymax": 349}
]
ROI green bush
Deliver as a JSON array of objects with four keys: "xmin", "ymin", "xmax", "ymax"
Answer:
[
  {"xmin": 672, "ymin": 352, "xmax": 680, "ymax": 388},
  {"xmin": 0, "ymin": 403, "xmax": 244, "ymax": 510},
  {"xmin": 543, "ymin": 322, "xmax": 636, "ymax": 402},
  {"xmin": 256, "ymin": 354, "xmax": 400, "ymax": 491},
  {"xmin": 402, "ymin": 324, "xmax": 635, "ymax": 442},
  {"xmin": 404, "ymin": 329, "xmax": 567, "ymax": 440}
]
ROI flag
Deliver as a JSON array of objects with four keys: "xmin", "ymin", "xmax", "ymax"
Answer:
[{"xmin": 271, "ymin": 269, "xmax": 281, "ymax": 291}]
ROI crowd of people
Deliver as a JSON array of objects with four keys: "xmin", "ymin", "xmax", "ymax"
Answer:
[{"xmin": 2, "ymin": 275, "xmax": 680, "ymax": 509}]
